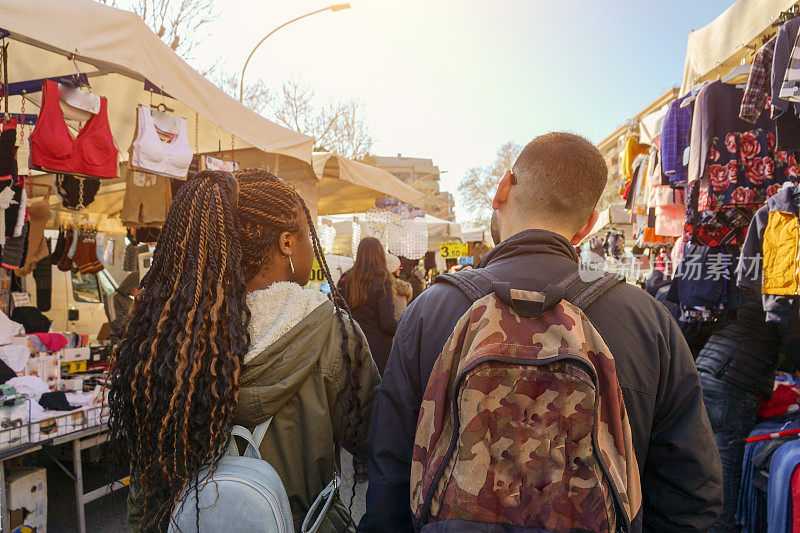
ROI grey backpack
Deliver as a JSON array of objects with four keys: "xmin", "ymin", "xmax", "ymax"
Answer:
[{"xmin": 169, "ymin": 419, "xmax": 340, "ymax": 533}]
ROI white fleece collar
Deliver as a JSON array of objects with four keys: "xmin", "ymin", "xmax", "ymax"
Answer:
[{"xmin": 245, "ymin": 282, "xmax": 330, "ymax": 363}]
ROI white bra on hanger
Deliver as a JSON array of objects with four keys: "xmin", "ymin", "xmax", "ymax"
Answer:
[{"xmin": 131, "ymin": 105, "xmax": 193, "ymax": 179}]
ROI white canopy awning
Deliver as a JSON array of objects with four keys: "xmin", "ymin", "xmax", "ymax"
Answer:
[
  {"xmin": 681, "ymin": 0, "xmax": 795, "ymax": 93},
  {"xmin": 461, "ymin": 226, "xmax": 492, "ymax": 245},
  {"xmin": 0, "ymin": 0, "xmax": 314, "ymax": 171},
  {"xmin": 585, "ymin": 201, "xmax": 631, "ymax": 240},
  {"xmin": 639, "ymin": 104, "xmax": 671, "ymax": 146},
  {"xmin": 320, "ymin": 212, "xmax": 461, "ymax": 255},
  {"xmin": 312, "ymin": 152, "xmax": 425, "ymax": 215}
]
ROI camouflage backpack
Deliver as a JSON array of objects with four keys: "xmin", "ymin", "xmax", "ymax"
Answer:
[{"xmin": 411, "ymin": 269, "xmax": 642, "ymax": 532}]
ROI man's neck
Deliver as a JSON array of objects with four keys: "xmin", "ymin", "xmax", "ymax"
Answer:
[{"xmin": 501, "ymin": 221, "xmax": 572, "ymax": 244}]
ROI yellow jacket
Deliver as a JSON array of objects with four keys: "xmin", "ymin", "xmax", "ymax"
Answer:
[
  {"xmin": 619, "ymin": 137, "xmax": 649, "ymax": 195},
  {"xmin": 762, "ymin": 189, "xmax": 800, "ymax": 295}
]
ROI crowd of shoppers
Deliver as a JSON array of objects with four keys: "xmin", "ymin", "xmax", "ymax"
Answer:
[{"xmin": 109, "ymin": 133, "xmax": 725, "ymax": 532}]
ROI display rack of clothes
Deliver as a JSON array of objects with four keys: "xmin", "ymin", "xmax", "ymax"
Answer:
[
  {"xmin": 50, "ymin": 223, "xmax": 104, "ymax": 274},
  {"xmin": 738, "ymin": 414, "xmax": 800, "ymax": 532},
  {"xmin": 620, "ymin": 133, "xmax": 648, "ymax": 199},
  {"xmin": 738, "ymin": 183, "xmax": 800, "ymax": 324},
  {"xmin": 29, "ymin": 79, "xmax": 118, "ymax": 179},
  {"xmin": 121, "ymin": 104, "xmax": 194, "ymax": 231},
  {"xmin": 685, "ymin": 80, "xmax": 788, "ymax": 248}
]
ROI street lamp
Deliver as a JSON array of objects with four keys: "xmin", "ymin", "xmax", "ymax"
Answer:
[{"xmin": 239, "ymin": 4, "xmax": 351, "ymax": 102}]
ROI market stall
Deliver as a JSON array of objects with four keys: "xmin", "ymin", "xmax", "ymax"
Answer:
[
  {"xmin": 321, "ymin": 212, "xmax": 461, "ymax": 257},
  {"xmin": 0, "ymin": 4, "xmax": 322, "ymax": 531},
  {"xmin": 0, "ymin": 318, "xmax": 115, "ymax": 533},
  {"xmin": 0, "ymin": 0, "xmax": 314, "ymax": 170},
  {"xmin": 595, "ymin": 2, "xmax": 800, "ymax": 530},
  {"xmin": 0, "ymin": 0, "xmax": 316, "ymax": 238},
  {"xmin": 313, "ymin": 152, "xmax": 425, "ymax": 215}
]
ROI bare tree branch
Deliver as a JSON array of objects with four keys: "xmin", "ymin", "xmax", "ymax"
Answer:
[
  {"xmin": 98, "ymin": 0, "xmax": 217, "ymax": 59},
  {"xmin": 213, "ymin": 72, "xmax": 375, "ymax": 160},
  {"xmin": 457, "ymin": 142, "xmax": 522, "ymax": 227}
]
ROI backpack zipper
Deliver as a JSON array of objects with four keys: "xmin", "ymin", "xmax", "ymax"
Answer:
[
  {"xmin": 420, "ymin": 353, "xmax": 631, "ymax": 532},
  {"xmin": 209, "ymin": 474, "xmax": 290, "ymax": 533}
]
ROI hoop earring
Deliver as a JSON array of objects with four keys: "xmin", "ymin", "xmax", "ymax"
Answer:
[{"xmin": 288, "ymin": 255, "xmax": 295, "ymax": 274}]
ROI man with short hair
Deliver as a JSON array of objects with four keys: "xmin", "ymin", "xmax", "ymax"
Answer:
[{"xmin": 358, "ymin": 132, "xmax": 723, "ymax": 532}]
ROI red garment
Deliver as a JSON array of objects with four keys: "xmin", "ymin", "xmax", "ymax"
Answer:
[
  {"xmin": 793, "ymin": 465, "xmax": 800, "ymax": 533},
  {"xmin": 29, "ymin": 80, "xmax": 118, "ymax": 179},
  {"xmin": 622, "ymin": 177, "xmax": 633, "ymax": 200},
  {"xmin": 759, "ymin": 383, "xmax": 800, "ymax": 419},
  {"xmin": 31, "ymin": 332, "xmax": 68, "ymax": 352}
]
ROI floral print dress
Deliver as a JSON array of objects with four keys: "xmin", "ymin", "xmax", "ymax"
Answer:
[
  {"xmin": 679, "ymin": 81, "xmax": 800, "ymax": 316},
  {"xmin": 686, "ymin": 98, "xmax": 800, "ymax": 247}
]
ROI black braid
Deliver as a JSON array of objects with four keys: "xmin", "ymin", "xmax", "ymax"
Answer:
[
  {"xmin": 234, "ymin": 169, "xmax": 368, "ymax": 526},
  {"xmin": 300, "ymin": 202, "xmax": 366, "ymax": 521}
]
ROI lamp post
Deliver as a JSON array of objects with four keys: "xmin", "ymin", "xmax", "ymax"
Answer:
[{"xmin": 239, "ymin": 4, "xmax": 351, "ymax": 102}]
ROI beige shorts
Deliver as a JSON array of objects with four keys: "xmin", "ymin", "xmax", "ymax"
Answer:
[{"xmin": 121, "ymin": 168, "xmax": 172, "ymax": 227}]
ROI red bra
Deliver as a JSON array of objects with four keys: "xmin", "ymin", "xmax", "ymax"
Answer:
[{"xmin": 29, "ymin": 80, "xmax": 118, "ymax": 179}]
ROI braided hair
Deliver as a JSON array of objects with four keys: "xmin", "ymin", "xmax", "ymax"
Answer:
[
  {"xmin": 234, "ymin": 169, "xmax": 367, "ymax": 450},
  {"xmin": 107, "ymin": 171, "xmax": 249, "ymax": 531},
  {"xmin": 109, "ymin": 168, "xmax": 367, "ymax": 530}
]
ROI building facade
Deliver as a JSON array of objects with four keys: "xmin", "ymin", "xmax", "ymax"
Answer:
[
  {"xmin": 595, "ymin": 87, "xmax": 680, "ymax": 212},
  {"xmin": 372, "ymin": 154, "xmax": 455, "ymax": 220}
]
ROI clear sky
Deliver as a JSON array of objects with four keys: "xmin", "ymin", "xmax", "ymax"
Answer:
[{"xmin": 193, "ymin": 0, "xmax": 736, "ymax": 221}]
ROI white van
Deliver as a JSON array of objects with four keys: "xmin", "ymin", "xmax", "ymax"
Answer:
[{"xmin": 23, "ymin": 266, "xmax": 118, "ymax": 337}]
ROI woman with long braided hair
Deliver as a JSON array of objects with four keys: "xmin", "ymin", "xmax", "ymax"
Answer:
[
  {"xmin": 109, "ymin": 169, "xmax": 379, "ymax": 532},
  {"xmin": 232, "ymin": 169, "xmax": 379, "ymax": 532}
]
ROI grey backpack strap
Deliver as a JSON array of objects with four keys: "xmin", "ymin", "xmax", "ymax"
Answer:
[
  {"xmin": 301, "ymin": 475, "xmax": 341, "ymax": 533},
  {"xmin": 566, "ymin": 272, "xmax": 622, "ymax": 311},
  {"xmin": 435, "ymin": 269, "xmax": 502, "ymax": 303},
  {"xmin": 226, "ymin": 418, "xmax": 273, "ymax": 459},
  {"xmin": 440, "ymin": 266, "xmax": 619, "ymax": 311}
]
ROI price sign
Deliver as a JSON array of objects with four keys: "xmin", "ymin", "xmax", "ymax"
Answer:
[
  {"xmin": 458, "ymin": 256, "xmax": 474, "ymax": 266},
  {"xmin": 308, "ymin": 258, "xmax": 326, "ymax": 283},
  {"xmin": 440, "ymin": 241, "xmax": 468, "ymax": 258},
  {"xmin": 11, "ymin": 292, "xmax": 30, "ymax": 308}
]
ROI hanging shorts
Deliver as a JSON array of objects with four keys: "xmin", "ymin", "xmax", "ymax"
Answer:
[{"xmin": 120, "ymin": 168, "xmax": 172, "ymax": 228}]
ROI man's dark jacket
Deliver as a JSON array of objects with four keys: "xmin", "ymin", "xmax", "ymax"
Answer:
[{"xmin": 358, "ymin": 229, "xmax": 723, "ymax": 532}]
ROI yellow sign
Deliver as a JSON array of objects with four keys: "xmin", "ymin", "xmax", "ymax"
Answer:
[
  {"xmin": 440, "ymin": 241, "xmax": 468, "ymax": 258},
  {"xmin": 61, "ymin": 360, "xmax": 87, "ymax": 373},
  {"xmin": 309, "ymin": 258, "xmax": 327, "ymax": 284}
]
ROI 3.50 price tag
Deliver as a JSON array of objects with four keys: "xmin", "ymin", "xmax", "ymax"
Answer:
[{"xmin": 440, "ymin": 241, "xmax": 468, "ymax": 258}]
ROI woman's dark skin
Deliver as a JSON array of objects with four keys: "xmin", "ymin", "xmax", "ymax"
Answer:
[{"xmin": 245, "ymin": 209, "xmax": 315, "ymax": 293}]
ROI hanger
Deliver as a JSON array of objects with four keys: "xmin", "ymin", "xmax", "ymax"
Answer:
[
  {"xmin": 680, "ymin": 81, "xmax": 709, "ymax": 108},
  {"xmin": 150, "ymin": 102, "xmax": 173, "ymax": 113},
  {"xmin": 149, "ymin": 85, "xmax": 174, "ymax": 114},
  {"xmin": 67, "ymin": 54, "xmax": 91, "ymax": 90},
  {"xmin": 722, "ymin": 63, "xmax": 752, "ymax": 83},
  {"xmin": 772, "ymin": 4, "xmax": 800, "ymax": 27}
]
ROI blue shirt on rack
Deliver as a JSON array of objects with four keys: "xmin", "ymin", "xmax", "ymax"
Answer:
[{"xmin": 662, "ymin": 93, "xmax": 694, "ymax": 186}]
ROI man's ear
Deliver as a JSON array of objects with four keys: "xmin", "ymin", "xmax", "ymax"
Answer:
[
  {"xmin": 277, "ymin": 231, "xmax": 293, "ymax": 256},
  {"xmin": 492, "ymin": 170, "xmax": 514, "ymax": 210},
  {"xmin": 570, "ymin": 209, "xmax": 599, "ymax": 245}
]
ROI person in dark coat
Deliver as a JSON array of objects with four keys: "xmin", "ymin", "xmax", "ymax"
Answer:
[
  {"xmin": 338, "ymin": 237, "xmax": 398, "ymax": 375},
  {"xmin": 399, "ymin": 256, "xmax": 424, "ymax": 301},
  {"xmin": 358, "ymin": 132, "xmax": 722, "ymax": 532}
]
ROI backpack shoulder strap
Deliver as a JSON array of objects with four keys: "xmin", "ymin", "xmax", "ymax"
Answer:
[
  {"xmin": 434, "ymin": 269, "xmax": 501, "ymax": 303},
  {"xmin": 226, "ymin": 418, "xmax": 273, "ymax": 459},
  {"xmin": 558, "ymin": 269, "xmax": 622, "ymax": 311},
  {"xmin": 438, "ymin": 266, "xmax": 620, "ymax": 311}
]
